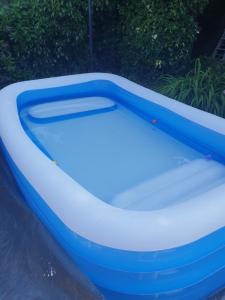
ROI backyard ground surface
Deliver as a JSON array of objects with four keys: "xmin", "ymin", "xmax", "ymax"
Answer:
[{"xmin": 0, "ymin": 149, "xmax": 103, "ymax": 300}]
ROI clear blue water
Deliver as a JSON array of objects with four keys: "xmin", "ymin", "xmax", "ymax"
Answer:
[{"xmin": 20, "ymin": 97, "xmax": 225, "ymax": 210}]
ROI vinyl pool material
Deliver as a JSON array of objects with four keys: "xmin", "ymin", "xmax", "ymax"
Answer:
[{"xmin": 1, "ymin": 73, "xmax": 225, "ymax": 299}]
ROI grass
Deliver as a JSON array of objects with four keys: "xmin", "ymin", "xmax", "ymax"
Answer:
[{"xmin": 155, "ymin": 58, "xmax": 225, "ymax": 118}]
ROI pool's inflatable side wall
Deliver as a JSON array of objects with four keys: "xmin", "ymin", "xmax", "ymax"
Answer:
[
  {"xmin": 2, "ymin": 139, "xmax": 225, "ymax": 299},
  {"xmin": 2, "ymin": 73, "xmax": 225, "ymax": 299},
  {"xmin": 1, "ymin": 74, "xmax": 225, "ymax": 252}
]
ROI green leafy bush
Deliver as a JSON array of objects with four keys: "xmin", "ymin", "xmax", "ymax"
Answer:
[
  {"xmin": 118, "ymin": 0, "xmax": 209, "ymax": 81},
  {"xmin": 0, "ymin": 0, "xmax": 211, "ymax": 88},
  {"xmin": 157, "ymin": 58, "xmax": 225, "ymax": 117},
  {"xmin": 0, "ymin": 0, "xmax": 88, "ymax": 86}
]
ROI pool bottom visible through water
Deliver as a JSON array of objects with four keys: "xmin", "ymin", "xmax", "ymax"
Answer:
[{"xmin": 20, "ymin": 96, "xmax": 225, "ymax": 211}]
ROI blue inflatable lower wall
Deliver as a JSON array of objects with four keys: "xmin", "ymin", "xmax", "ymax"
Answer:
[{"xmin": 1, "ymin": 138, "xmax": 225, "ymax": 299}]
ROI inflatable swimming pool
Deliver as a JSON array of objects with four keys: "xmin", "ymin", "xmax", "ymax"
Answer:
[{"xmin": 1, "ymin": 73, "xmax": 225, "ymax": 299}]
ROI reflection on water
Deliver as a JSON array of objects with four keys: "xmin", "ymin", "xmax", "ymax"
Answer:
[{"xmin": 0, "ymin": 151, "xmax": 103, "ymax": 300}]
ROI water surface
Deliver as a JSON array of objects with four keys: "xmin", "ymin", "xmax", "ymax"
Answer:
[{"xmin": 21, "ymin": 98, "xmax": 225, "ymax": 210}]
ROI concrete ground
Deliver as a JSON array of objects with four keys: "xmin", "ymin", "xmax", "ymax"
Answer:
[{"xmin": 0, "ymin": 149, "xmax": 103, "ymax": 300}]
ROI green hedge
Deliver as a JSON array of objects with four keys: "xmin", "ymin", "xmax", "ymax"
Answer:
[
  {"xmin": 0, "ymin": 0, "xmax": 209, "ymax": 87},
  {"xmin": 0, "ymin": 0, "xmax": 88, "ymax": 86},
  {"xmin": 118, "ymin": 0, "xmax": 209, "ymax": 82}
]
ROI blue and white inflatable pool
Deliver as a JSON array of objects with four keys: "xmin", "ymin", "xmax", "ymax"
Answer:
[{"xmin": 1, "ymin": 73, "xmax": 225, "ymax": 299}]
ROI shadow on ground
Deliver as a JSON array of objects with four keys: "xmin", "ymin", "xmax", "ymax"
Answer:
[{"xmin": 0, "ymin": 150, "xmax": 103, "ymax": 300}]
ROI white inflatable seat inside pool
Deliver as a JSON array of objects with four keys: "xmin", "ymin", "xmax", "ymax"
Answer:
[
  {"xmin": 28, "ymin": 97, "xmax": 116, "ymax": 119},
  {"xmin": 111, "ymin": 159, "xmax": 225, "ymax": 211}
]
